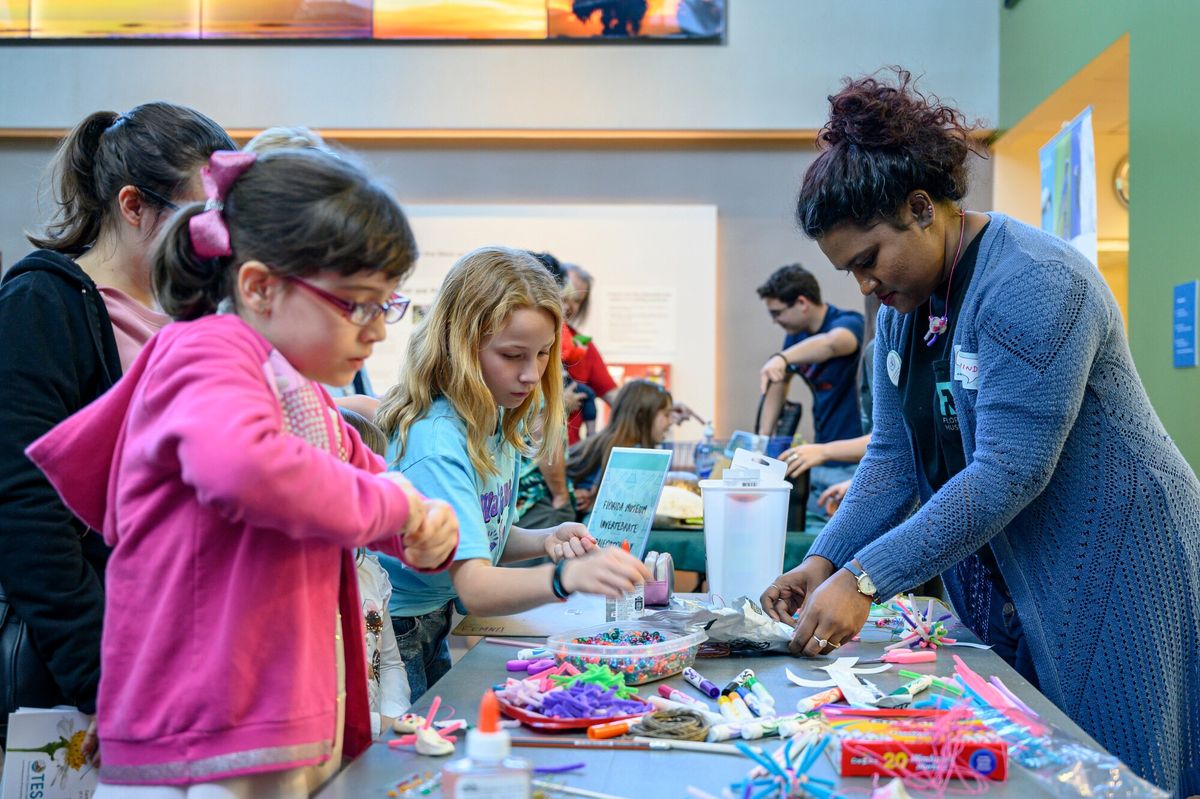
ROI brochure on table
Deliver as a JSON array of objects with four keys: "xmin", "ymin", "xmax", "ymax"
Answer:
[{"xmin": 2, "ymin": 706, "xmax": 96, "ymax": 798}]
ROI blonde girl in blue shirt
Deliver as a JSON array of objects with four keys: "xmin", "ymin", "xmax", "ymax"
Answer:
[{"xmin": 375, "ymin": 246, "xmax": 650, "ymax": 698}]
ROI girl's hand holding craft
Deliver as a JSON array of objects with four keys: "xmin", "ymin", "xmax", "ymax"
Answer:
[
  {"xmin": 402, "ymin": 496, "xmax": 459, "ymax": 570},
  {"xmin": 561, "ymin": 547, "xmax": 650, "ymax": 599},
  {"xmin": 545, "ymin": 523, "xmax": 597, "ymax": 561}
]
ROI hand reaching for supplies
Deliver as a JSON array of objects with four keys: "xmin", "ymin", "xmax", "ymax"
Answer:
[
  {"xmin": 560, "ymin": 547, "xmax": 651, "ymax": 599},
  {"xmin": 545, "ymin": 522, "xmax": 597, "ymax": 561},
  {"xmin": 818, "ymin": 479, "xmax": 852, "ymax": 516},
  {"xmin": 779, "ymin": 443, "xmax": 828, "ymax": 478},
  {"xmin": 758, "ymin": 556, "xmax": 835, "ymax": 626},
  {"xmin": 789, "ymin": 568, "xmax": 871, "ymax": 657}
]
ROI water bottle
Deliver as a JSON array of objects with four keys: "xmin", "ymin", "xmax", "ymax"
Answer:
[{"xmin": 694, "ymin": 422, "xmax": 716, "ymax": 480}]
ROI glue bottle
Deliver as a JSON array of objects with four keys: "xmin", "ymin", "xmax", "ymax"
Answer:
[
  {"xmin": 441, "ymin": 690, "xmax": 531, "ymax": 798},
  {"xmin": 605, "ymin": 540, "xmax": 645, "ymax": 622},
  {"xmin": 694, "ymin": 422, "xmax": 717, "ymax": 479}
]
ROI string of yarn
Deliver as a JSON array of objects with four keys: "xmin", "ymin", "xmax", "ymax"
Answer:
[{"xmin": 631, "ymin": 709, "xmax": 710, "ymax": 741}]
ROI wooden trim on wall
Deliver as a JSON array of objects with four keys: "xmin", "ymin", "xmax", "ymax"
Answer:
[{"xmin": 0, "ymin": 127, "xmax": 824, "ymax": 149}]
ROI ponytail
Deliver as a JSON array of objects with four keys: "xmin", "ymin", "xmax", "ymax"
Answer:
[
  {"xmin": 153, "ymin": 205, "xmax": 234, "ymax": 321},
  {"xmin": 26, "ymin": 102, "xmax": 234, "ymax": 255},
  {"xmin": 27, "ymin": 111, "xmax": 118, "ymax": 253}
]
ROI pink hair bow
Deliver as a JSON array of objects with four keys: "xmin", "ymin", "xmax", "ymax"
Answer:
[{"xmin": 188, "ymin": 150, "xmax": 257, "ymax": 258}]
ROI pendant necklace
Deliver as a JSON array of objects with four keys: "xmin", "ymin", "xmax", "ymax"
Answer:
[{"xmin": 924, "ymin": 209, "xmax": 967, "ymax": 347}]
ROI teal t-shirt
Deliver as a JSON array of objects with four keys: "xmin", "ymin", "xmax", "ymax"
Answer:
[{"xmin": 376, "ymin": 397, "xmax": 519, "ymax": 617}]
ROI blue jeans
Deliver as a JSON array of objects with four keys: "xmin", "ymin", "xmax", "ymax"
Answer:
[
  {"xmin": 392, "ymin": 602, "xmax": 454, "ymax": 703},
  {"xmin": 807, "ymin": 463, "xmax": 857, "ymax": 518}
]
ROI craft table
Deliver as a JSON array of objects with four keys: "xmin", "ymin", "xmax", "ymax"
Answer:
[{"xmin": 316, "ymin": 603, "xmax": 1116, "ymax": 799}]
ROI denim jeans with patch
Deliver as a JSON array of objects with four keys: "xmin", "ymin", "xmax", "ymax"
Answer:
[{"xmin": 392, "ymin": 601, "xmax": 454, "ymax": 703}]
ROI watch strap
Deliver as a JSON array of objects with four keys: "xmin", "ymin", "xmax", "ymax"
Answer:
[{"xmin": 551, "ymin": 559, "xmax": 571, "ymax": 601}]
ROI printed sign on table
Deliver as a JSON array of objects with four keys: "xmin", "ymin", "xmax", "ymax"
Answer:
[{"xmin": 585, "ymin": 447, "xmax": 672, "ymax": 557}]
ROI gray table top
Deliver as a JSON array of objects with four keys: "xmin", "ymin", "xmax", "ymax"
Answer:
[{"xmin": 316, "ymin": 605, "xmax": 1106, "ymax": 799}]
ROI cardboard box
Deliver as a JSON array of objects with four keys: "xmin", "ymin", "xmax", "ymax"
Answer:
[{"xmin": 823, "ymin": 706, "xmax": 1007, "ymax": 781}]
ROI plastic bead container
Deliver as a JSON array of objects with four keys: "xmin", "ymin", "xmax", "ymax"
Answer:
[{"xmin": 546, "ymin": 623, "xmax": 707, "ymax": 685}]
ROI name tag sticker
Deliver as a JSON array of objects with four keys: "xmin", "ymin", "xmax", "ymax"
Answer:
[
  {"xmin": 886, "ymin": 350, "xmax": 902, "ymax": 387},
  {"xmin": 954, "ymin": 347, "xmax": 980, "ymax": 390}
]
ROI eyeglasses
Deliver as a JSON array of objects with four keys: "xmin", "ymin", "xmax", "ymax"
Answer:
[
  {"xmin": 767, "ymin": 301, "xmax": 797, "ymax": 319},
  {"xmin": 285, "ymin": 276, "xmax": 410, "ymax": 326},
  {"xmin": 135, "ymin": 185, "xmax": 179, "ymax": 212}
]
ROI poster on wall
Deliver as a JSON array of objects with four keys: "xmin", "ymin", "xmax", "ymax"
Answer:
[
  {"xmin": 1, "ymin": 0, "xmax": 724, "ymax": 40},
  {"xmin": 1039, "ymin": 106, "xmax": 1098, "ymax": 267},
  {"xmin": 363, "ymin": 204, "xmax": 717, "ymax": 439}
]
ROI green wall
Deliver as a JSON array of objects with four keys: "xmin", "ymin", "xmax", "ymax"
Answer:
[{"xmin": 1001, "ymin": 1, "xmax": 1200, "ymax": 466}]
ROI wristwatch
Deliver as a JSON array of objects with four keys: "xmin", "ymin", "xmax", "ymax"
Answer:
[{"xmin": 842, "ymin": 560, "xmax": 878, "ymax": 602}]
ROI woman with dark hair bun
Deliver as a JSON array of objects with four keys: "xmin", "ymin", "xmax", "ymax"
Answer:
[
  {"xmin": 0, "ymin": 103, "xmax": 233, "ymax": 746},
  {"xmin": 760, "ymin": 69, "xmax": 1199, "ymax": 796}
]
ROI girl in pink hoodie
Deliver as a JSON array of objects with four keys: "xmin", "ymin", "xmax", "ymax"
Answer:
[{"xmin": 27, "ymin": 149, "xmax": 459, "ymax": 798}]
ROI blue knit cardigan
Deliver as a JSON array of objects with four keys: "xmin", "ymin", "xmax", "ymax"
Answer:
[{"xmin": 808, "ymin": 214, "xmax": 1200, "ymax": 796}]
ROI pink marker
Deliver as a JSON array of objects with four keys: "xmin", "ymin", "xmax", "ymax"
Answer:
[
  {"xmin": 859, "ymin": 649, "xmax": 936, "ymax": 665},
  {"xmin": 658, "ymin": 684, "xmax": 708, "ymax": 708}
]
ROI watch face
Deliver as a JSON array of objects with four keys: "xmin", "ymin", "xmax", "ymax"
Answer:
[{"xmin": 857, "ymin": 573, "xmax": 876, "ymax": 595}]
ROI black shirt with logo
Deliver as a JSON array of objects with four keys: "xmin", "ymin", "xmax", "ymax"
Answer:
[
  {"xmin": 896, "ymin": 222, "xmax": 1008, "ymax": 596},
  {"xmin": 899, "ymin": 223, "xmax": 986, "ymax": 492}
]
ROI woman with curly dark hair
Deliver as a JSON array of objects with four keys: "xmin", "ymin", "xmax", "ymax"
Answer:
[{"xmin": 760, "ymin": 69, "xmax": 1199, "ymax": 796}]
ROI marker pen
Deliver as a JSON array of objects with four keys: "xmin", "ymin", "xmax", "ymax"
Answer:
[
  {"xmin": 735, "ymin": 686, "xmax": 764, "ymax": 717},
  {"xmin": 742, "ymin": 675, "xmax": 776, "ymax": 708},
  {"xmin": 796, "ymin": 686, "xmax": 844, "ymax": 714},
  {"xmin": 657, "ymin": 685, "xmax": 710, "ymax": 709},
  {"xmin": 683, "ymin": 667, "xmax": 721, "ymax": 698}
]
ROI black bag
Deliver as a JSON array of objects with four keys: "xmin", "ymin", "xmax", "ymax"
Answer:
[{"xmin": 0, "ymin": 583, "xmax": 65, "ymax": 743}]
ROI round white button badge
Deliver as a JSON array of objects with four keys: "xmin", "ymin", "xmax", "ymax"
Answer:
[{"xmin": 887, "ymin": 350, "xmax": 902, "ymax": 386}]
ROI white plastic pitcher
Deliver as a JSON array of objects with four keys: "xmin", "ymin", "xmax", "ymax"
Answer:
[{"xmin": 699, "ymin": 448, "xmax": 791, "ymax": 601}]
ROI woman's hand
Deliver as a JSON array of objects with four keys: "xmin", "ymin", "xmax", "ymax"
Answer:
[
  {"xmin": 780, "ymin": 443, "xmax": 829, "ymax": 478},
  {"xmin": 759, "ymin": 556, "xmax": 835, "ymax": 625},
  {"xmin": 574, "ymin": 486, "xmax": 595, "ymax": 513},
  {"xmin": 759, "ymin": 353, "xmax": 789, "ymax": 394},
  {"xmin": 560, "ymin": 547, "xmax": 651, "ymax": 598},
  {"xmin": 818, "ymin": 479, "xmax": 852, "ymax": 516},
  {"xmin": 544, "ymin": 523, "xmax": 597, "ymax": 561},
  {"xmin": 789, "ymin": 568, "xmax": 872, "ymax": 656}
]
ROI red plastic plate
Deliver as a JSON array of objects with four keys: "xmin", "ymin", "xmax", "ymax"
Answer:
[{"xmin": 496, "ymin": 697, "xmax": 651, "ymax": 732}]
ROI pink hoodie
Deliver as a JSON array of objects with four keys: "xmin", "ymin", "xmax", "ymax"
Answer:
[{"xmin": 26, "ymin": 314, "xmax": 453, "ymax": 785}]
